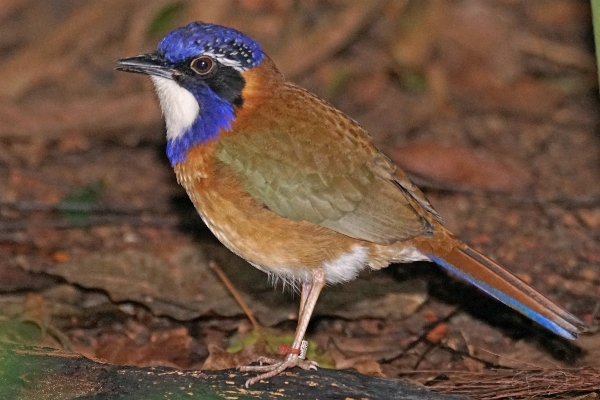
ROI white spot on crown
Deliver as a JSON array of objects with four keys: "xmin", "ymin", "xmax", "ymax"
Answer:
[{"xmin": 205, "ymin": 51, "xmax": 245, "ymax": 71}]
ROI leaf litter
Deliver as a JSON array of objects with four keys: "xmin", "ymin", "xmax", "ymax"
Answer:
[{"xmin": 0, "ymin": 0, "xmax": 599, "ymax": 398}]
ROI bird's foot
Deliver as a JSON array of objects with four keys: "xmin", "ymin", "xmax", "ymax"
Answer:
[{"xmin": 239, "ymin": 354, "xmax": 318, "ymax": 387}]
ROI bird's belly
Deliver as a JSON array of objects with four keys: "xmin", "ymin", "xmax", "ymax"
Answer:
[{"xmin": 191, "ymin": 185, "xmax": 374, "ymax": 284}]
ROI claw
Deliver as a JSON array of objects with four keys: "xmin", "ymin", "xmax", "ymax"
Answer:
[{"xmin": 240, "ymin": 354, "xmax": 319, "ymax": 386}]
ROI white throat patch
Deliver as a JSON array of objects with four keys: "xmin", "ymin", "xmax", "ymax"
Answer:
[{"xmin": 150, "ymin": 76, "xmax": 199, "ymax": 140}]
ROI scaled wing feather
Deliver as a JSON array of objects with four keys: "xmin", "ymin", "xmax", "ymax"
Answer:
[{"xmin": 216, "ymin": 84, "xmax": 435, "ymax": 244}]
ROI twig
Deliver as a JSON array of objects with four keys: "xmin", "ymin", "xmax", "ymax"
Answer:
[
  {"xmin": 428, "ymin": 367, "xmax": 600, "ymax": 399},
  {"xmin": 208, "ymin": 261, "xmax": 261, "ymax": 332},
  {"xmin": 275, "ymin": 0, "xmax": 389, "ymax": 78},
  {"xmin": 382, "ymin": 308, "xmax": 460, "ymax": 364},
  {"xmin": 0, "ymin": 0, "xmax": 125, "ymax": 98}
]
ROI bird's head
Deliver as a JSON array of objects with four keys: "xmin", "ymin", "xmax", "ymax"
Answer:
[{"xmin": 116, "ymin": 22, "xmax": 265, "ymax": 165}]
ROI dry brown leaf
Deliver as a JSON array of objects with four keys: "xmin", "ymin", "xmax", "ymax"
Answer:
[
  {"xmin": 578, "ymin": 334, "xmax": 600, "ymax": 368},
  {"xmin": 95, "ymin": 327, "xmax": 204, "ymax": 368},
  {"xmin": 327, "ymin": 332, "xmax": 415, "ymax": 370},
  {"xmin": 578, "ymin": 209, "xmax": 600, "ymax": 229},
  {"xmin": 390, "ymin": 140, "xmax": 532, "ymax": 193},
  {"xmin": 48, "ymin": 241, "xmax": 428, "ymax": 326},
  {"xmin": 352, "ymin": 359, "xmax": 385, "ymax": 377},
  {"xmin": 0, "ymin": 0, "xmax": 125, "ymax": 98},
  {"xmin": 0, "ymin": 264, "xmax": 55, "ymax": 292},
  {"xmin": 48, "ymin": 244, "xmax": 249, "ymax": 322},
  {"xmin": 390, "ymin": 0, "xmax": 447, "ymax": 69},
  {"xmin": 202, "ymin": 343, "xmax": 256, "ymax": 371},
  {"xmin": 426, "ymin": 323, "xmax": 448, "ymax": 343},
  {"xmin": 0, "ymin": 94, "xmax": 160, "ymax": 141}
]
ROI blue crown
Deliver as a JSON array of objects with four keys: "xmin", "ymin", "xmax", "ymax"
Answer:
[{"xmin": 158, "ymin": 22, "xmax": 264, "ymax": 70}]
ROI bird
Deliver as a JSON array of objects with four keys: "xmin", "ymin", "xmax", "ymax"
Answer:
[{"xmin": 116, "ymin": 21, "xmax": 587, "ymax": 386}]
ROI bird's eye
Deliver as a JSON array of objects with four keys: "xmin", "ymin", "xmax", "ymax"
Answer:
[{"xmin": 190, "ymin": 56, "xmax": 214, "ymax": 75}]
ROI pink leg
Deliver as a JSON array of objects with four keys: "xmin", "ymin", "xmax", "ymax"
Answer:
[
  {"xmin": 239, "ymin": 268, "xmax": 325, "ymax": 387},
  {"xmin": 299, "ymin": 281, "xmax": 311, "ymax": 317}
]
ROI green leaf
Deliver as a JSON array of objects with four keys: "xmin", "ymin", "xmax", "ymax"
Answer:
[
  {"xmin": 227, "ymin": 329, "xmax": 335, "ymax": 369},
  {"xmin": 59, "ymin": 180, "xmax": 104, "ymax": 226},
  {"xmin": 148, "ymin": 3, "xmax": 184, "ymax": 38},
  {"xmin": 591, "ymin": 0, "xmax": 600, "ymax": 92}
]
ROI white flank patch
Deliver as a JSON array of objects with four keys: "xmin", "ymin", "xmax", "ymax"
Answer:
[
  {"xmin": 150, "ymin": 76, "xmax": 199, "ymax": 140},
  {"xmin": 323, "ymin": 245, "xmax": 369, "ymax": 284},
  {"xmin": 394, "ymin": 246, "xmax": 430, "ymax": 263}
]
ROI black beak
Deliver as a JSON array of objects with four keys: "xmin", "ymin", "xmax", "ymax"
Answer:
[{"xmin": 116, "ymin": 53, "xmax": 176, "ymax": 79}]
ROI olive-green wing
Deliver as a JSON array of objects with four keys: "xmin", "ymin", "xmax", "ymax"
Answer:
[{"xmin": 215, "ymin": 86, "xmax": 437, "ymax": 245}]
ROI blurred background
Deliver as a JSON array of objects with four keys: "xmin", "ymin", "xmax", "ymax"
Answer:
[{"xmin": 0, "ymin": 0, "xmax": 599, "ymax": 396}]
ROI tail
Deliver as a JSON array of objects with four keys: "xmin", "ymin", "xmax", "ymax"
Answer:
[{"xmin": 420, "ymin": 242, "xmax": 587, "ymax": 339}]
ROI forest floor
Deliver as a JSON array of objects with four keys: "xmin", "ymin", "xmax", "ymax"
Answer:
[{"xmin": 1, "ymin": 1, "xmax": 599, "ymax": 398}]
